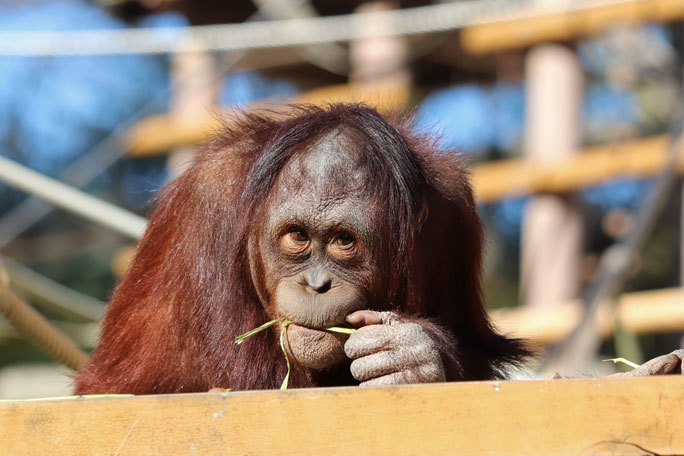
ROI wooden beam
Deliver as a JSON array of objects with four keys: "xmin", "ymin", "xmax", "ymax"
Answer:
[
  {"xmin": 471, "ymin": 134, "xmax": 684, "ymax": 203},
  {"xmin": 125, "ymin": 84, "xmax": 409, "ymax": 157},
  {"xmin": 461, "ymin": 0, "xmax": 684, "ymax": 55},
  {"xmin": 490, "ymin": 287, "xmax": 684, "ymax": 345},
  {"xmin": 1, "ymin": 377, "xmax": 683, "ymax": 455},
  {"xmin": 128, "ymin": 121, "xmax": 682, "ymax": 203}
]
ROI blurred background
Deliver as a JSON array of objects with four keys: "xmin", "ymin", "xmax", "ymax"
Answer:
[{"xmin": 0, "ymin": 0, "xmax": 683, "ymax": 399}]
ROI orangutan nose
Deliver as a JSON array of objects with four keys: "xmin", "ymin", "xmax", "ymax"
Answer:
[{"xmin": 303, "ymin": 269, "xmax": 333, "ymax": 294}]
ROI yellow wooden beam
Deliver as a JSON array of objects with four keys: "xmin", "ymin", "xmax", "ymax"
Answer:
[
  {"xmin": 2, "ymin": 376, "xmax": 684, "ymax": 455},
  {"xmin": 128, "ymin": 109, "xmax": 682, "ymax": 203},
  {"xmin": 490, "ymin": 287, "xmax": 684, "ymax": 346},
  {"xmin": 471, "ymin": 134, "xmax": 684, "ymax": 203},
  {"xmin": 461, "ymin": 0, "xmax": 684, "ymax": 55},
  {"xmin": 125, "ymin": 84, "xmax": 409, "ymax": 157}
]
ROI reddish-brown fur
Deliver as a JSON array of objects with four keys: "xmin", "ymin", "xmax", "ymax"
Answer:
[{"xmin": 74, "ymin": 104, "xmax": 528, "ymax": 394}]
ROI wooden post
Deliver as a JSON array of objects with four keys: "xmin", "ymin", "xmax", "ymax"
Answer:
[
  {"xmin": 167, "ymin": 39, "xmax": 219, "ymax": 179},
  {"xmin": 681, "ymin": 144, "xmax": 684, "ymax": 350},
  {"xmin": 349, "ymin": 2, "xmax": 410, "ymax": 96},
  {"xmin": 520, "ymin": 44, "xmax": 583, "ymax": 309}
]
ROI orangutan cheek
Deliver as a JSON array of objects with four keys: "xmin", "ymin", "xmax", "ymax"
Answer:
[{"xmin": 285, "ymin": 325, "xmax": 348, "ymax": 371}]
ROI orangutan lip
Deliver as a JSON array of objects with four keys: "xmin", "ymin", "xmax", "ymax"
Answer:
[
  {"xmin": 286, "ymin": 324, "xmax": 328, "ymax": 338},
  {"xmin": 287, "ymin": 322, "xmax": 325, "ymax": 332},
  {"xmin": 286, "ymin": 321, "xmax": 349, "ymax": 332}
]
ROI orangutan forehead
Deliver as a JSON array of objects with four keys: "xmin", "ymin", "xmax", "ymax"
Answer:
[
  {"xmin": 263, "ymin": 131, "xmax": 375, "ymax": 233},
  {"xmin": 273, "ymin": 130, "xmax": 371, "ymax": 201}
]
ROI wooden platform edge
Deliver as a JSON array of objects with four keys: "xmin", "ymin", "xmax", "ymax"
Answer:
[{"xmin": 1, "ymin": 376, "xmax": 683, "ymax": 455}]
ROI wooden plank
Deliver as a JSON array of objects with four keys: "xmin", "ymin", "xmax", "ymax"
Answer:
[
  {"xmin": 128, "ymin": 124, "xmax": 683, "ymax": 203},
  {"xmin": 472, "ymin": 134, "xmax": 684, "ymax": 202},
  {"xmin": 461, "ymin": 0, "xmax": 684, "ymax": 55},
  {"xmin": 1, "ymin": 377, "xmax": 683, "ymax": 455},
  {"xmin": 491, "ymin": 287, "xmax": 684, "ymax": 345},
  {"xmin": 125, "ymin": 84, "xmax": 409, "ymax": 157}
]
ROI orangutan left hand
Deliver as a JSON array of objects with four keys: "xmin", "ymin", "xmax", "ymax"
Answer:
[{"xmin": 609, "ymin": 349, "xmax": 683, "ymax": 378}]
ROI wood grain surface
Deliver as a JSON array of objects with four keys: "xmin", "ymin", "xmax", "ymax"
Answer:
[{"xmin": 1, "ymin": 376, "xmax": 683, "ymax": 455}]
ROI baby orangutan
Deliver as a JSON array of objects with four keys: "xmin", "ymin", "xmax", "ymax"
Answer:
[{"xmin": 74, "ymin": 104, "xmax": 681, "ymax": 394}]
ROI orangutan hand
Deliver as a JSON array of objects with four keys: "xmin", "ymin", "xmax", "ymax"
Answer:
[
  {"xmin": 344, "ymin": 310, "xmax": 446, "ymax": 387},
  {"xmin": 609, "ymin": 349, "xmax": 683, "ymax": 378}
]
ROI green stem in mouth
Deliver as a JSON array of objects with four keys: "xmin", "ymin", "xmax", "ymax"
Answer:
[
  {"xmin": 325, "ymin": 326, "xmax": 357, "ymax": 334},
  {"xmin": 234, "ymin": 318, "xmax": 358, "ymax": 390},
  {"xmin": 235, "ymin": 318, "xmax": 357, "ymax": 344},
  {"xmin": 234, "ymin": 317, "xmax": 286, "ymax": 345}
]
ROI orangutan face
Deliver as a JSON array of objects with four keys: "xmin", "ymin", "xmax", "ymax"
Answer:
[{"xmin": 251, "ymin": 131, "xmax": 382, "ymax": 370}]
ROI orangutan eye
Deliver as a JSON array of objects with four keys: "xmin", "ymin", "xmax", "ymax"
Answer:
[
  {"xmin": 288, "ymin": 228, "xmax": 309, "ymax": 244},
  {"xmin": 282, "ymin": 227, "xmax": 310, "ymax": 253},
  {"xmin": 332, "ymin": 232, "xmax": 355, "ymax": 248}
]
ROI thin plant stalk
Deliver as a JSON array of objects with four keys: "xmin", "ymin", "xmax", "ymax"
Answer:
[
  {"xmin": 603, "ymin": 357, "xmax": 641, "ymax": 370},
  {"xmin": 279, "ymin": 320, "xmax": 292, "ymax": 389},
  {"xmin": 234, "ymin": 318, "xmax": 357, "ymax": 389}
]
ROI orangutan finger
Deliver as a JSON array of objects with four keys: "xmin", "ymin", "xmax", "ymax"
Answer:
[{"xmin": 346, "ymin": 310, "xmax": 399, "ymax": 327}]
